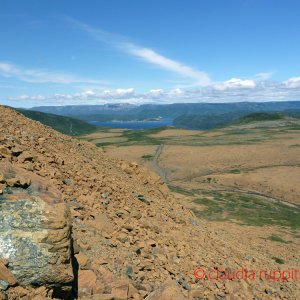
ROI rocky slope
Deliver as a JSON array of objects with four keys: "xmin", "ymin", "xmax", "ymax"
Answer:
[{"xmin": 0, "ymin": 105, "xmax": 299, "ymax": 299}]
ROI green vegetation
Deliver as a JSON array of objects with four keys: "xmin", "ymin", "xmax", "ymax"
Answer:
[
  {"xmin": 78, "ymin": 110, "xmax": 300, "ymax": 148},
  {"xmin": 267, "ymin": 234, "xmax": 291, "ymax": 243},
  {"xmin": 141, "ymin": 154, "xmax": 154, "ymax": 161},
  {"xmin": 192, "ymin": 191, "xmax": 300, "ymax": 228},
  {"xmin": 234, "ymin": 112, "xmax": 285, "ymax": 124},
  {"xmin": 228, "ymin": 169, "xmax": 241, "ymax": 174},
  {"xmin": 173, "ymin": 111, "xmax": 300, "ymax": 130},
  {"xmin": 121, "ymin": 127, "xmax": 167, "ymax": 145},
  {"xmin": 168, "ymin": 185, "xmax": 195, "ymax": 196},
  {"xmin": 173, "ymin": 113, "xmax": 241, "ymax": 130},
  {"xmin": 272, "ymin": 257, "xmax": 285, "ymax": 264},
  {"xmin": 16, "ymin": 109, "xmax": 97, "ymax": 136}
]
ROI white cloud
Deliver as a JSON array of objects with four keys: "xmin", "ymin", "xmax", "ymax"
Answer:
[
  {"xmin": 102, "ymin": 88, "xmax": 135, "ymax": 98},
  {"xmin": 214, "ymin": 78, "xmax": 256, "ymax": 91},
  {"xmin": 6, "ymin": 76, "xmax": 300, "ymax": 107},
  {"xmin": 284, "ymin": 77, "xmax": 300, "ymax": 88},
  {"xmin": 65, "ymin": 18, "xmax": 211, "ymax": 86},
  {"xmin": 147, "ymin": 89, "xmax": 164, "ymax": 97},
  {"xmin": 169, "ymin": 88, "xmax": 184, "ymax": 96},
  {"xmin": 0, "ymin": 61, "xmax": 105, "ymax": 84}
]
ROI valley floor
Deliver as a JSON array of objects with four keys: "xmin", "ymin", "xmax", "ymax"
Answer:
[{"xmin": 80, "ymin": 118, "xmax": 300, "ymax": 296}]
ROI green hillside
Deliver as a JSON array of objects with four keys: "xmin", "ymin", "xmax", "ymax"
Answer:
[
  {"xmin": 174, "ymin": 111, "xmax": 300, "ymax": 130},
  {"xmin": 234, "ymin": 112, "xmax": 286, "ymax": 124},
  {"xmin": 16, "ymin": 109, "xmax": 97, "ymax": 136}
]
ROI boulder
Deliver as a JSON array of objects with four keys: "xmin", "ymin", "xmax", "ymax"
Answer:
[{"xmin": 0, "ymin": 164, "xmax": 73, "ymax": 291}]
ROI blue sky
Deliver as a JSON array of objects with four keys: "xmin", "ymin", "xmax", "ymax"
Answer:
[{"xmin": 1, "ymin": 0, "xmax": 300, "ymax": 107}]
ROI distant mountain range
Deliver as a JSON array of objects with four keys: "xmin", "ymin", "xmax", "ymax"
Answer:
[
  {"xmin": 27, "ymin": 101, "xmax": 300, "ymax": 130},
  {"xmin": 29, "ymin": 101, "xmax": 300, "ymax": 117}
]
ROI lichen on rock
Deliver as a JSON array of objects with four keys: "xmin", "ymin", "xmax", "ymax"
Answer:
[{"xmin": 0, "ymin": 164, "xmax": 73, "ymax": 293}]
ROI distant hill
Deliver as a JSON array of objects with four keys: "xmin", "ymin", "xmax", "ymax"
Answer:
[
  {"xmin": 234, "ymin": 112, "xmax": 286, "ymax": 124},
  {"xmin": 30, "ymin": 101, "xmax": 300, "ymax": 121},
  {"xmin": 173, "ymin": 112, "xmax": 241, "ymax": 130},
  {"xmin": 173, "ymin": 111, "xmax": 300, "ymax": 130},
  {"xmin": 27, "ymin": 101, "xmax": 300, "ymax": 130},
  {"xmin": 16, "ymin": 108, "xmax": 97, "ymax": 136}
]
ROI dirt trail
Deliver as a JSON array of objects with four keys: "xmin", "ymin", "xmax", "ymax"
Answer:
[{"xmin": 149, "ymin": 144, "xmax": 168, "ymax": 182}]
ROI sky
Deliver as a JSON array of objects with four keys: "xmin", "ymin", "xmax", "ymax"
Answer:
[{"xmin": 1, "ymin": 0, "xmax": 300, "ymax": 107}]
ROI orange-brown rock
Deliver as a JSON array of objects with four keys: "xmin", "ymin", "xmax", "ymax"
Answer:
[
  {"xmin": 145, "ymin": 279, "xmax": 185, "ymax": 300},
  {"xmin": 78, "ymin": 269, "xmax": 97, "ymax": 296},
  {"xmin": 0, "ymin": 260, "xmax": 17, "ymax": 287}
]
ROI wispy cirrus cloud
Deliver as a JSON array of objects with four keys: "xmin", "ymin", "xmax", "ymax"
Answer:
[
  {"xmin": 0, "ymin": 61, "xmax": 106, "ymax": 84},
  {"xmin": 65, "ymin": 18, "xmax": 211, "ymax": 86},
  {"xmin": 254, "ymin": 72, "xmax": 275, "ymax": 80}
]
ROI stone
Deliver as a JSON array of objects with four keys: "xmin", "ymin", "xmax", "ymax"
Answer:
[
  {"xmin": 188, "ymin": 289, "xmax": 203, "ymax": 299},
  {"xmin": 111, "ymin": 280, "xmax": 129, "ymax": 300},
  {"xmin": 0, "ymin": 147, "xmax": 11, "ymax": 158},
  {"xmin": 78, "ymin": 269, "xmax": 97, "ymax": 290},
  {"xmin": 75, "ymin": 252, "xmax": 90, "ymax": 269},
  {"xmin": 86, "ymin": 213, "xmax": 114, "ymax": 234},
  {"xmin": 145, "ymin": 280, "xmax": 185, "ymax": 300},
  {"xmin": 32, "ymin": 296, "xmax": 49, "ymax": 300},
  {"xmin": 137, "ymin": 194, "xmax": 151, "ymax": 204},
  {"xmin": 126, "ymin": 266, "xmax": 134, "ymax": 279},
  {"xmin": 17, "ymin": 151, "xmax": 34, "ymax": 162},
  {"xmin": 11, "ymin": 147, "xmax": 23, "ymax": 157},
  {"xmin": 6, "ymin": 177, "xmax": 31, "ymax": 188},
  {"xmin": 91, "ymin": 295, "xmax": 114, "ymax": 300},
  {"xmin": 0, "ymin": 280, "xmax": 9, "ymax": 291},
  {"xmin": 0, "ymin": 165, "xmax": 73, "ymax": 290},
  {"xmin": 128, "ymin": 283, "xmax": 139, "ymax": 298},
  {"xmin": 12, "ymin": 286, "xmax": 28, "ymax": 297},
  {"xmin": 0, "ymin": 261, "xmax": 17, "ymax": 286},
  {"xmin": 178, "ymin": 277, "xmax": 191, "ymax": 290},
  {"xmin": 92, "ymin": 280, "xmax": 105, "ymax": 295},
  {"xmin": 63, "ymin": 178, "xmax": 74, "ymax": 186},
  {"xmin": 94, "ymin": 267, "xmax": 114, "ymax": 285}
]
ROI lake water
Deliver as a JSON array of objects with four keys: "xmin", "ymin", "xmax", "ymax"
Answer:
[{"xmin": 90, "ymin": 118, "xmax": 174, "ymax": 130}]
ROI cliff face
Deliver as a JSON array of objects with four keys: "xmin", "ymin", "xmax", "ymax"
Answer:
[{"xmin": 0, "ymin": 105, "xmax": 299, "ymax": 300}]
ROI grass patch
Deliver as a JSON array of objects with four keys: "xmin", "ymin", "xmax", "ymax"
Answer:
[
  {"xmin": 168, "ymin": 185, "xmax": 195, "ymax": 196},
  {"xmin": 272, "ymin": 257, "xmax": 285, "ymax": 264},
  {"xmin": 192, "ymin": 198, "xmax": 224, "ymax": 220},
  {"xmin": 267, "ymin": 234, "xmax": 291, "ymax": 243},
  {"xmin": 122, "ymin": 130, "xmax": 161, "ymax": 145},
  {"xmin": 141, "ymin": 154, "xmax": 154, "ymax": 161},
  {"xmin": 228, "ymin": 169, "xmax": 241, "ymax": 174},
  {"xmin": 192, "ymin": 191, "xmax": 300, "ymax": 228}
]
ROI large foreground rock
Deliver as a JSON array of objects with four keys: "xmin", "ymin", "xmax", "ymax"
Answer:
[{"xmin": 0, "ymin": 164, "xmax": 73, "ymax": 292}]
